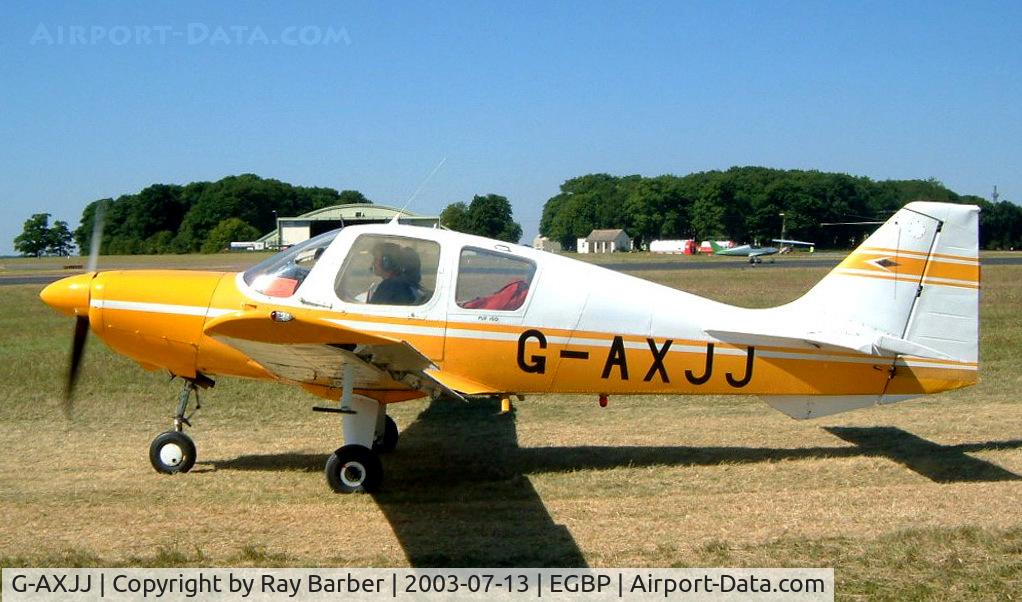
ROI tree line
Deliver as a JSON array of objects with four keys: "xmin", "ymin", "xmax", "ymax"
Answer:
[
  {"xmin": 72, "ymin": 174, "xmax": 370, "ymax": 255},
  {"xmin": 539, "ymin": 167, "xmax": 1021, "ymax": 250},
  {"xmin": 14, "ymin": 173, "xmax": 524, "ymax": 256},
  {"xmin": 13, "ymin": 168, "xmax": 1020, "ymax": 256}
]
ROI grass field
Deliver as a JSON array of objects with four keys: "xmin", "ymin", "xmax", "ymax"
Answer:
[{"xmin": 1, "ymin": 257, "xmax": 1020, "ymax": 600}]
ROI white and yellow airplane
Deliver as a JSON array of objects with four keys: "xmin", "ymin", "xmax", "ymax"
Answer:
[{"xmin": 40, "ymin": 202, "xmax": 980, "ymax": 493}]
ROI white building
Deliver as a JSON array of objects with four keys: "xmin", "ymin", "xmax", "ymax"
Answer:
[{"xmin": 577, "ymin": 229, "xmax": 632, "ymax": 253}]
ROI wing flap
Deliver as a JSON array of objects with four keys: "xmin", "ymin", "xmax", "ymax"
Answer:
[{"xmin": 426, "ymin": 370, "xmax": 498, "ymax": 396}]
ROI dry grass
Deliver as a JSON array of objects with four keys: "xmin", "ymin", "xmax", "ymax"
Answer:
[{"xmin": 1, "ymin": 261, "xmax": 1020, "ymax": 600}]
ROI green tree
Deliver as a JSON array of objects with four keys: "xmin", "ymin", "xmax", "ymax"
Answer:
[
  {"xmin": 14, "ymin": 213, "xmax": 52, "ymax": 257},
  {"xmin": 440, "ymin": 202, "xmax": 471, "ymax": 232},
  {"xmin": 441, "ymin": 195, "xmax": 522, "ymax": 243},
  {"xmin": 540, "ymin": 174, "xmax": 624, "ymax": 249},
  {"xmin": 979, "ymin": 199, "xmax": 1022, "ymax": 249},
  {"xmin": 337, "ymin": 190, "xmax": 371, "ymax": 206},
  {"xmin": 201, "ymin": 218, "xmax": 261, "ymax": 253},
  {"xmin": 47, "ymin": 220, "xmax": 74, "ymax": 256},
  {"xmin": 144, "ymin": 231, "xmax": 176, "ymax": 254},
  {"xmin": 74, "ymin": 200, "xmax": 109, "ymax": 253},
  {"xmin": 470, "ymin": 194, "xmax": 522, "ymax": 243}
]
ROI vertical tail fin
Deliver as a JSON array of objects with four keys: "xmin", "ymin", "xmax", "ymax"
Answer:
[
  {"xmin": 789, "ymin": 201, "xmax": 979, "ymax": 364},
  {"xmin": 759, "ymin": 202, "xmax": 980, "ymax": 419}
]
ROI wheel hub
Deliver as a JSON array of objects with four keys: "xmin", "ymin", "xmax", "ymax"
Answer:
[
  {"xmin": 159, "ymin": 443, "xmax": 184, "ymax": 467},
  {"xmin": 340, "ymin": 461, "xmax": 366, "ymax": 487}
]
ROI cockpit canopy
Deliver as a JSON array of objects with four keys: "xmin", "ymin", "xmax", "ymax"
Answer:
[{"xmin": 242, "ymin": 226, "xmax": 537, "ymax": 311}]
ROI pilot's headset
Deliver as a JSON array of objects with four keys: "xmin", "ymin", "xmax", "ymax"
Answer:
[{"xmin": 373, "ymin": 242, "xmax": 402, "ymax": 275}]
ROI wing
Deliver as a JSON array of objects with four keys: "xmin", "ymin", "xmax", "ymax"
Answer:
[
  {"xmin": 717, "ymin": 244, "xmax": 751, "ymax": 256},
  {"xmin": 204, "ymin": 309, "xmax": 466, "ymax": 401},
  {"xmin": 747, "ymin": 247, "xmax": 777, "ymax": 257}
]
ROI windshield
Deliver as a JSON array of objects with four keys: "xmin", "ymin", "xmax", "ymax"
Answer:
[{"xmin": 242, "ymin": 230, "xmax": 339, "ymax": 297}]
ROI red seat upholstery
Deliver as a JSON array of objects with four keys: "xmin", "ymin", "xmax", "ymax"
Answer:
[{"xmin": 462, "ymin": 279, "xmax": 530, "ymax": 310}]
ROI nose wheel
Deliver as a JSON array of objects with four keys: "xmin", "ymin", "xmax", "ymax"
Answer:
[
  {"xmin": 149, "ymin": 377, "xmax": 209, "ymax": 475},
  {"xmin": 149, "ymin": 430, "xmax": 196, "ymax": 474}
]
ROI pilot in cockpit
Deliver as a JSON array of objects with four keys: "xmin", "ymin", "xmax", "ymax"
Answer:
[{"xmin": 367, "ymin": 242, "xmax": 421, "ymax": 305}]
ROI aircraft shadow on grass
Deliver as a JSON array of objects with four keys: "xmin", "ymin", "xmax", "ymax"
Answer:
[{"xmin": 209, "ymin": 399, "xmax": 1022, "ymax": 567}]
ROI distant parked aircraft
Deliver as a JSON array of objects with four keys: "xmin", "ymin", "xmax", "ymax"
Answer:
[{"xmin": 709, "ymin": 239, "xmax": 815, "ymax": 263}]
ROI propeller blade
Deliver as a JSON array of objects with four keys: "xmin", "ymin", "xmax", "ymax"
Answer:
[
  {"xmin": 63, "ymin": 315, "xmax": 90, "ymax": 414},
  {"xmin": 65, "ymin": 201, "xmax": 103, "ymax": 415},
  {"xmin": 85, "ymin": 202, "xmax": 106, "ymax": 273}
]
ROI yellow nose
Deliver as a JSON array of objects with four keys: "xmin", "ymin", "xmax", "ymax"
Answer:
[{"xmin": 40, "ymin": 273, "xmax": 94, "ymax": 317}]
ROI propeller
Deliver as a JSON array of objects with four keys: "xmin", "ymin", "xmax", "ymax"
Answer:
[
  {"xmin": 61, "ymin": 202, "xmax": 105, "ymax": 414},
  {"xmin": 63, "ymin": 316, "xmax": 90, "ymax": 411}
]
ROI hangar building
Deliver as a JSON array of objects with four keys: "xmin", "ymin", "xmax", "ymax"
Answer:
[{"xmin": 257, "ymin": 204, "xmax": 440, "ymax": 248}]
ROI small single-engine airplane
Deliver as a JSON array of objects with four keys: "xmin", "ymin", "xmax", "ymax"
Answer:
[
  {"xmin": 709, "ymin": 238, "xmax": 815, "ymax": 263},
  {"xmin": 40, "ymin": 202, "xmax": 979, "ymax": 493}
]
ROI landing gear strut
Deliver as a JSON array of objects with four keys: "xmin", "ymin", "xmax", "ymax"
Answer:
[
  {"xmin": 373, "ymin": 415, "xmax": 399, "ymax": 454},
  {"xmin": 149, "ymin": 378, "xmax": 207, "ymax": 474},
  {"xmin": 322, "ymin": 364, "xmax": 397, "ymax": 493}
]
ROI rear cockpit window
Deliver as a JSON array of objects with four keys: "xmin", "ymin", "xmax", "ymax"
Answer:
[
  {"xmin": 335, "ymin": 235, "xmax": 440, "ymax": 306},
  {"xmin": 456, "ymin": 247, "xmax": 535, "ymax": 311},
  {"xmin": 243, "ymin": 231, "xmax": 338, "ymax": 297}
]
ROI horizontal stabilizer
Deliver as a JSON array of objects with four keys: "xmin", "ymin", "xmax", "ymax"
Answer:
[{"xmin": 706, "ymin": 327, "xmax": 951, "ymax": 360}]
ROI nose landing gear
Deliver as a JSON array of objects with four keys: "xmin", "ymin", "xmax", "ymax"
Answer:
[
  {"xmin": 148, "ymin": 377, "xmax": 209, "ymax": 475},
  {"xmin": 149, "ymin": 430, "xmax": 196, "ymax": 474}
]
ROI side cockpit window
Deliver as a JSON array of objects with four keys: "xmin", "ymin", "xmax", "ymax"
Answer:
[
  {"xmin": 243, "ymin": 231, "xmax": 338, "ymax": 298},
  {"xmin": 456, "ymin": 247, "xmax": 536, "ymax": 311},
  {"xmin": 335, "ymin": 235, "xmax": 441, "ymax": 306}
]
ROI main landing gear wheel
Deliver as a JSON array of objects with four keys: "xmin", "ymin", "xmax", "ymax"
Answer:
[
  {"xmin": 326, "ymin": 444, "xmax": 382, "ymax": 493},
  {"xmin": 149, "ymin": 431, "xmax": 197, "ymax": 474},
  {"xmin": 372, "ymin": 415, "xmax": 399, "ymax": 454}
]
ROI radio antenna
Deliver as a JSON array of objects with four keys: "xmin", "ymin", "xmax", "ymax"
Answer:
[{"xmin": 393, "ymin": 156, "xmax": 447, "ymax": 223}]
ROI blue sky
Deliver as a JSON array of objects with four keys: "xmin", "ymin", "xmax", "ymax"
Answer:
[{"xmin": 1, "ymin": 1, "xmax": 1019, "ymax": 254}]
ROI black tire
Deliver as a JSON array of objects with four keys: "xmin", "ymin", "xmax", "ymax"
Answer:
[
  {"xmin": 372, "ymin": 415, "xmax": 399, "ymax": 454},
  {"xmin": 325, "ymin": 444, "xmax": 382, "ymax": 493},
  {"xmin": 149, "ymin": 431, "xmax": 196, "ymax": 474}
]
